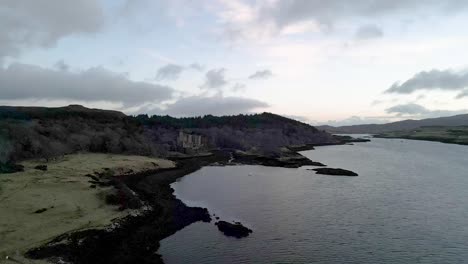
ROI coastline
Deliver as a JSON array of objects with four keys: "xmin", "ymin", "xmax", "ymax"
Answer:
[
  {"xmin": 374, "ymin": 135, "xmax": 468, "ymax": 146},
  {"xmin": 23, "ymin": 147, "xmax": 324, "ymax": 264}
]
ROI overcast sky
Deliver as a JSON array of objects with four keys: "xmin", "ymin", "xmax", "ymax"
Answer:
[{"xmin": 1, "ymin": 0, "xmax": 468, "ymax": 125}]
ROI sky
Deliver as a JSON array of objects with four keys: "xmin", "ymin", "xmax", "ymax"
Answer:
[{"xmin": 1, "ymin": 0, "xmax": 468, "ymax": 125}]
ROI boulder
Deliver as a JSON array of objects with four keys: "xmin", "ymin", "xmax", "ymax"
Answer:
[
  {"xmin": 34, "ymin": 165, "xmax": 48, "ymax": 171},
  {"xmin": 215, "ymin": 221, "xmax": 253, "ymax": 238}
]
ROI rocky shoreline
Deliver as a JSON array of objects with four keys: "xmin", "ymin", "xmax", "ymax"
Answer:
[{"xmin": 24, "ymin": 138, "xmax": 365, "ymax": 264}]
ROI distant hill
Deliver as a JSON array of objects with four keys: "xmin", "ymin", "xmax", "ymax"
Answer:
[
  {"xmin": 0, "ymin": 105, "xmax": 337, "ymax": 163},
  {"xmin": 317, "ymin": 114, "xmax": 468, "ymax": 134},
  {"xmin": 0, "ymin": 104, "xmax": 126, "ymax": 121}
]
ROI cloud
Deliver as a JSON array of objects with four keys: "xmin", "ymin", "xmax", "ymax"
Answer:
[
  {"xmin": 456, "ymin": 90, "xmax": 468, "ymax": 99},
  {"xmin": 0, "ymin": 63, "xmax": 174, "ymax": 106},
  {"xmin": 248, "ymin": 70, "xmax": 273, "ymax": 80},
  {"xmin": 201, "ymin": 68, "xmax": 228, "ymax": 89},
  {"xmin": 156, "ymin": 64, "xmax": 185, "ymax": 80},
  {"xmin": 140, "ymin": 95, "xmax": 269, "ymax": 117},
  {"xmin": 215, "ymin": 0, "xmax": 468, "ymax": 41},
  {"xmin": 385, "ymin": 103, "xmax": 468, "ymax": 118},
  {"xmin": 189, "ymin": 63, "xmax": 204, "ymax": 71},
  {"xmin": 355, "ymin": 24, "xmax": 383, "ymax": 39},
  {"xmin": 231, "ymin": 83, "xmax": 246, "ymax": 92},
  {"xmin": 262, "ymin": 0, "xmax": 468, "ymax": 29},
  {"xmin": 120, "ymin": 0, "xmax": 197, "ymax": 29},
  {"xmin": 0, "ymin": 0, "xmax": 104, "ymax": 59},
  {"xmin": 156, "ymin": 62, "xmax": 205, "ymax": 81},
  {"xmin": 386, "ymin": 103, "xmax": 429, "ymax": 115},
  {"xmin": 54, "ymin": 60, "xmax": 69, "ymax": 71},
  {"xmin": 386, "ymin": 69, "xmax": 468, "ymax": 94}
]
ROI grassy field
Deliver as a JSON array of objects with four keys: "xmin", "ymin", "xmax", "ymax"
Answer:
[
  {"xmin": 0, "ymin": 153, "xmax": 174, "ymax": 261},
  {"xmin": 375, "ymin": 126, "xmax": 468, "ymax": 145}
]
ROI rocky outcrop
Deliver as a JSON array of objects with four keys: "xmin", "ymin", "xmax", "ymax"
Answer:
[
  {"xmin": 215, "ymin": 221, "xmax": 253, "ymax": 238},
  {"xmin": 233, "ymin": 151, "xmax": 323, "ymax": 168},
  {"xmin": 34, "ymin": 165, "xmax": 47, "ymax": 171},
  {"xmin": 311, "ymin": 168, "xmax": 358, "ymax": 176}
]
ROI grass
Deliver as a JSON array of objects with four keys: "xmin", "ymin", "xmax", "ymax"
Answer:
[
  {"xmin": 0, "ymin": 153, "xmax": 174, "ymax": 260},
  {"xmin": 375, "ymin": 126, "xmax": 468, "ymax": 145}
]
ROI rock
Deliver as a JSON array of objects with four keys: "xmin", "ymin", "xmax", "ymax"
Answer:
[
  {"xmin": 334, "ymin": 135, "xmax": 370, "ymax": 144},
  {"xmin": 308, "ymin": 161, "xmax": 326, "ymax": 167},
  {"xmin": 312, "ymin": 168, "xmax": 358, "ymax": 176},
  {"xmin": 34, "ymin": 165, "xmax": 48, "ymax": 171},
  {"xmin": 233, "ymin": 151, "xmax": 318, "ymax": 168},
  {"xmin": 215, "ymin": 221, "xmax": 252, "ymax": 238},
  {"xmin": 34, "ymin": 208, "xmax": 48, "ymax": 214}
]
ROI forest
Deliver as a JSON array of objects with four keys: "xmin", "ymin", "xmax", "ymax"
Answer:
[{"xmin": 0, "ymin": 105, "xmax": 336, "ymax": 168}]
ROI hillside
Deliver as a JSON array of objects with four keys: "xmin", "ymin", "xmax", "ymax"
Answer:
[
  {"xmin": 318, "ymin": 114, "xmax": 468, "ymax": 134},
  {"xmin": 0, "ymin": 105, "xmax": 338, "ymax": 165},
  {"xmin": 375, "ymin": 126, "xmax": 468, "ymax": 145}
]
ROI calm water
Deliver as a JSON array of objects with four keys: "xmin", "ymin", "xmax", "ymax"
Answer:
[{"xmin": 159, "ymin": 138, "xmax": 468, "ymax": 264}]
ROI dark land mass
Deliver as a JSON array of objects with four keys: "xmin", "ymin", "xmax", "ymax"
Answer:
[
  {"xmin": 317, "ymin": 114, "xmax": 468, "ymax": 134},
  {"xmin": 0, "ymin": 105, "xmax": 368, "ymax": 263},
  {"xmin": 0, "ymin": 105, "xmax": 338, "ymax": 165},
  {"xmin": 374, "ymin": 126, "xmax": 468, "ymax": 146},
  {"xmin": 311, "ymin": 168, "xmax": 359, "ymax": 176},
  {"xmin": 26, "ymin": 151, "xmax": 229, "ymax": 264},
  {"xmin": 25, "ymin": 149, "xmax": 319, "ymax": 263},
  {"xmin": 215, "ymin": 221, "xmax": 253, "ymax": 238},
  {"xmin": 232, "ymin": 150, "xmax": 325, "ymax": 168}
]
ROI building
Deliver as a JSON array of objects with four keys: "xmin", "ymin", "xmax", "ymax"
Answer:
[{"xmin": 177, "ymin": 131, "xmax": 207, "ymax": 150}]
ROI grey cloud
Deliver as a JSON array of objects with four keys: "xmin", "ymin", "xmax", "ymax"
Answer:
[
  {"xmin": 248, "ymin": 70, "xmax": 273, "ymax": 80},
  {"xmin": 0, "ymin": 63, "xmax": 174, "ymax": 106},
  {"xmin": 386, "ymin": 103, "xmax": 468, "ymax": 118},
  {"xmin": 0, "ymin": 0, "xmax": 104, "ymax": 58},
  {"xmin": 156, "ymin": 64, "xmax": 185, "ymax": 80},
  {"xmin": 142, "ymin": 95, "xmax": 269, "ymax": 117},
  {"xmin": 54, "ymin": 60, "xmax": 69, "ymax": 71},
  {"xmin": 355, "ymin": 24, "xmax": 383, "ymax": 39},
  {"xmin": 231, "ymin": 83, "xmax": 246, "ymax": 92},
  {"xmin": 386, "ymin": 103, "xmax": 429, "ymax": 115},
  {"xmin": 262, "ymin": 1, "xmax": 468, "ymax": 29},
  {"xmin": 201, "ymin": 68, "xmax": 227, "ymax": 89},
  {"xmin": 386, "ymin": 69, "xmax": 468, "ymax": 94},
  {"xmin": 156, "ymin": 62, "xmax": 204, "ymax": 81},
  {"xmin": 189, "ymin": 63, "xmax": 204, "ymax": 71},
  {"xmin": 456, "ymin": 90, "xmax": 468, "ymax": 99}
]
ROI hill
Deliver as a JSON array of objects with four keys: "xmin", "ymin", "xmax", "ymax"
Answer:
[
  {"xmin": 0, "ymin": 105, "xmax": 338, "ymax": 165},
  {"xmin": 375, "ymin": 126, "xmax": 468, "ymax": 145},
  {"xmin": 317, "ymin": 114, "xmax": 468, "ymax": 134}
]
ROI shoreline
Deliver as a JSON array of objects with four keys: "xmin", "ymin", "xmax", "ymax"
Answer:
[
  {"xmin": 24, "ymin": 143, "xmax": 349, "ymax": 264},
  {"xmin": 374, "ymin": 135, "xmax": 468, "ymax": 146}
]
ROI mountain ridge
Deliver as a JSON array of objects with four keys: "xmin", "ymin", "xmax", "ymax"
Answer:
[{"xmin": 317, "ymin": 114, "xmax": 468, "ymax": 134}]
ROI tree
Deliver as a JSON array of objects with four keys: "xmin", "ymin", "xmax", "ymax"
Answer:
[{"xmin": 0, "ymin": 136, "xmax": 13, "ymax": 164}]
